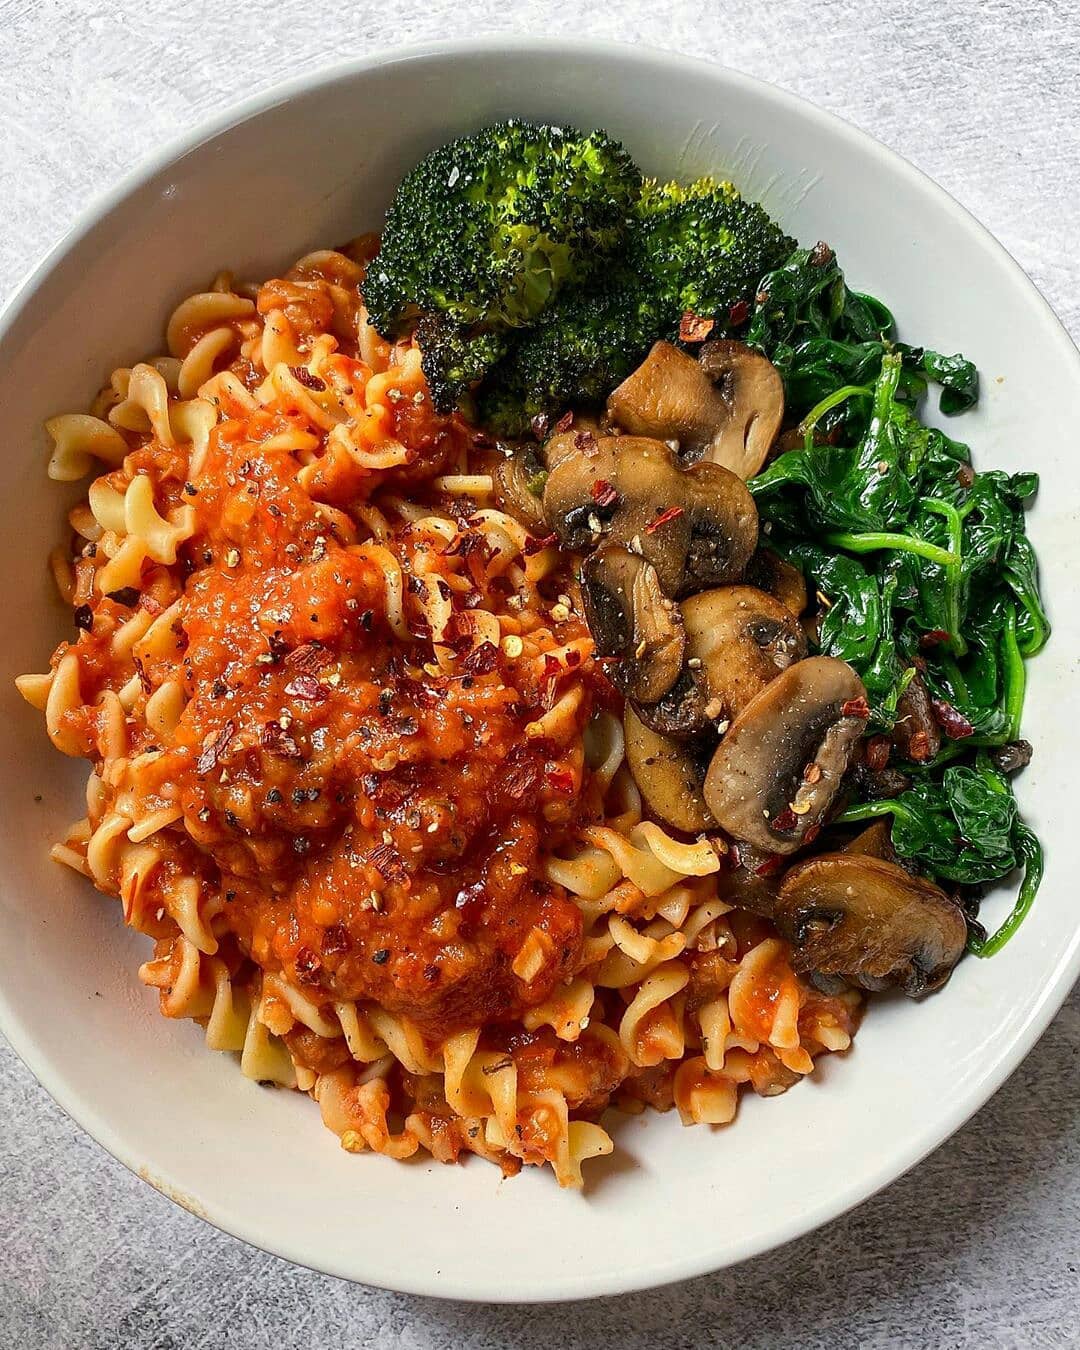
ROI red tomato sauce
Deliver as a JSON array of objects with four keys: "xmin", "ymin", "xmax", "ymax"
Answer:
[{"xmin": 88, "ymin": 392, "xmax": 599, "ymax": 1039}]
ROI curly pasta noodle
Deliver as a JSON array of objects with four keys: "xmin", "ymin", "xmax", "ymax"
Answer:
[{"xmin": 17, "ymin": 242, "xmax": 861, "ymax": 1187}]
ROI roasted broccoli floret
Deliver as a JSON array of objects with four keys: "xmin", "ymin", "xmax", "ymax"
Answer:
[
  {"xmin": 632, "ymin": 177, "xmax": 795, "ymax": 323},
  {"xmin": 415, "ymin": 317, "xmax": 509, "ymax": 414},
  {"xmin": 477, "ymin": 282, "xmax": 665, "ymax": 435},
  {"xmin": 364, "ymin": 121, "xmax": 642, "ymax": 339},
  {"xmin": 474, "ymin": 178, "xmax": 795, "ymax": 432}
]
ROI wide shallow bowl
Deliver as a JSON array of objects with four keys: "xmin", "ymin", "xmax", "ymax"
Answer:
[{"xmin": 1, "ymin": 38, "xmax": 1077, "ymax": 1303}]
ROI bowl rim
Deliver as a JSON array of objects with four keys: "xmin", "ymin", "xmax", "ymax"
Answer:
[{"xmin": 2, "ymin": 35, "xmax": 1079, "ymax": 1303}]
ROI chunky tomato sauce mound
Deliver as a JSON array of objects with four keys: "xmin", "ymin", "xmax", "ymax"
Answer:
[{"xmin": 68, "ymin": 334, "xmax": 599, "ymax": 1040}]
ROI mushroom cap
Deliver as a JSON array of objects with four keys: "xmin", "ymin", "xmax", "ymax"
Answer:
[
  {"xmin": 696, "ymin": 341, "xmax": 785, "ymax": 480},
  {"xmin": 541, "ymin": 435, "xmax": 757, "ymax": 598},
  {"xmin": 607, "ymin": 341, "xmax": 728, "ymax": 463},
  {"xmin": 623, "ymin": 703, "xmax": 715, "ymax": 833},
  {"xmin": 703, "ymin": 655, "xmax": 869, "ymax": 854},
  {"xmin": 680, "ymin": 462, "xmax": 759, "ymax": 595},
  {"xmin": 607, "ymin": 340, "xmax": 784, "ymax": 480},
  {"xmin": 774, "ymin": 852, "xmax": 968, "ymax": 997},
  {"xmin": 743, "ymin": 548, "xmax": 809, "ymax": 617},
  {"xmin": 581, "ymin": 547, "xmax": 686, "ymax": 705},
  {"xmin": 632, "ymin": 584, "xmax": 804, "ymax": 741},
  {"xmin": 542, "ymin": 435, "xmax": 688, "ymax": 593},
  {"xmin": 681, "ymin": 585, "xmax": 807, "ymax": 724},
  {"xmin": 492, "ymin": 444, "xmax": 549, "ymax": 534}
]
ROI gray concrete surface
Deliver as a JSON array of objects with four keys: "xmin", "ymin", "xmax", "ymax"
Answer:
[{"xmin": 1, "ymin": 1, "xmax": 1078, "ymax": 1345}]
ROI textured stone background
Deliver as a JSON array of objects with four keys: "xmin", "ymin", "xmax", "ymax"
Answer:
[{"xmin": 2, "ymin": 2, "xmax": 1078, "ymax": 1345}]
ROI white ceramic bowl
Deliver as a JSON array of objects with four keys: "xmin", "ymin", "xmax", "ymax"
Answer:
[{"xmin": 1, "ymin": 39, "xmax": 1078, "ymax": 1303}]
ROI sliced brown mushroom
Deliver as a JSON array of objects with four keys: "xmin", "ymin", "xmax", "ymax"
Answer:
[
  {"xmin": 630, "ymin": 584, "xmax": 803, "ymax": 740},
  {"xmin": 542, "ymin": 416, "xmax": 607, "ymax": 470},
  {"xmin": 632, "ymin": 666, "xmax": 710, "ymax": 739},
  {"xmin": 624, "ymin": 589, "xmax": 805, "ymax": 825},
  {"xmin": 703, "ymin": 656, "xmax": 869, "ymax": 854},
  {"xmin": 542, "ymin": 435, "xmax": 757, "ymax": 597},
  {"xmin": 681, "ymin": 462, "xmax": 760, "ymax": 593},
  {"xmin": 841, "ymin": 819, "xmax": 895, "ymax": 861},
  {"xmin": 774, "ymin": 853, "xmax": 968, "ymax": 997},
  {"xmin": 743, "ymin": 548, "xmax": 808, "ymax": 617},
  {"xmin": 716, "ymin": 841, "xmax": 786, "ymax": 919},
  {"xmin": 492, "ymin": 443, "xmax": 549, "ymax": 534},
  {"xmin": 606, "ymin": 340, "xmax": 784, "ymax": 480},
  {"xmin": 580, "ymin": 548, "xmax": 685, "ymax": 704},
  {"xmin": 681, "ymin": 586, "xmax": 807, "ymax": 725},
  {"xmin": 607, "ymin": 342, "xmax": 727, "ymax": 461},
  {"xmin": 891, "ymin": 670, "xmax": 941, "ymax": 763},
  {"xmin": 699, "ymin": 340, "xmax": 785, "ymax": 478},
  {"xmin": 624, "ymin": 704, "xmax": 714, "ymax": 833}
]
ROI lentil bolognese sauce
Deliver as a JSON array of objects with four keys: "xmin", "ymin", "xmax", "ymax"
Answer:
[{"xmin": 18, "ymin": 236, "xmax": 863, "ymax": 1187}]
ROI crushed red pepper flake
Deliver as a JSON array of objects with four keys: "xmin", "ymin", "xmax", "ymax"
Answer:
[
  {"xmin": 285, "ymin": 642, "xmax": 330, "ymax": 674},
  {"xmin": 574, "ymin": 433, "xmax": 598, "ymax": 459},
  {"xmin": 196, "ymin": 720, "xmax": 236, "ymax": 776},
  {"xmin": 728, "ymin": 299, "xmax": 750, "ymax": 326},
  {"xmin": 753, "ymin": 851, "xmax": 785, "ymax": 877},
  {"xmin": 523, "ymin": 532, "xmax": 557, "ymax": 557},
  {"xmin": 290, "ymin": 366, "xmax": 326, "ymax": 392},
  {"xmin": 645, "ymin": 505, "xmax": 684, "ymax": 534},
  {"xmin": 771, "ymin": 807, "xmax": 798, "ymax": 833},
  {"xmin": 502, "ymin": 757, "xmax": 541, "ymax": 800},
  {"xmin": 553, "ymin": 410, "xmax": 574, "ymax": 434},
  {"xmin": 321, "ymin": 924, "xmax": 351, "ymax": 955},
  {"xmin": 546, "ymin": 768, "xmax": 575, "ymax": 794},
  {"xmin": 679, "ymin": 311, "xmax": 715, "ymax": 343},
  {"xmin": 540, "ymin": 652, "xmax": 565, "ymax": 709},
  {"xmin": 919, "ymin": 629, "xmax": 951, "ymax": 649},
  {"xmin": 841, "ymin": 695, "xmax": 871, "ymax": 720},
  {"xmin": 864, "ymin": 735, "xmax": 891, "ymax": 771},
  {"xmin": 367, "ymin": 841, "xmax": 407, "ymax": 882},
  {"xmin": 908, "ymin": 729, "xmax": 934, "ymax": 762},
  {"xmin": 284, "ymin": 673, "xmax": 328, "ymax": 701},
  {"xmin": 260, "ymin": 720, "xmax": 301, "ymax": 758},
  {"xmin": 931, "ymin": 698, "xmax": 975, "ymax": 739},
  {"xmin": 462, "ymin": 641, "xmax": 499, "ymax": 676},
  {"xmin": 294, "ymin": 945, "xmax": 323, "ymax": 984},
  {"xmin": 591, "ymin": 479, "xmax": 618, "ymax": 508},
  {"xmin": 441, "ymin": 530, "xmax": 486, "ymax": 559}
]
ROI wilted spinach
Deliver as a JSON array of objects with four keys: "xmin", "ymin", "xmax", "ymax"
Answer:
[{"xmin": 748, "ymin": 245, "xmax": 1048, "ymax": 955}]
